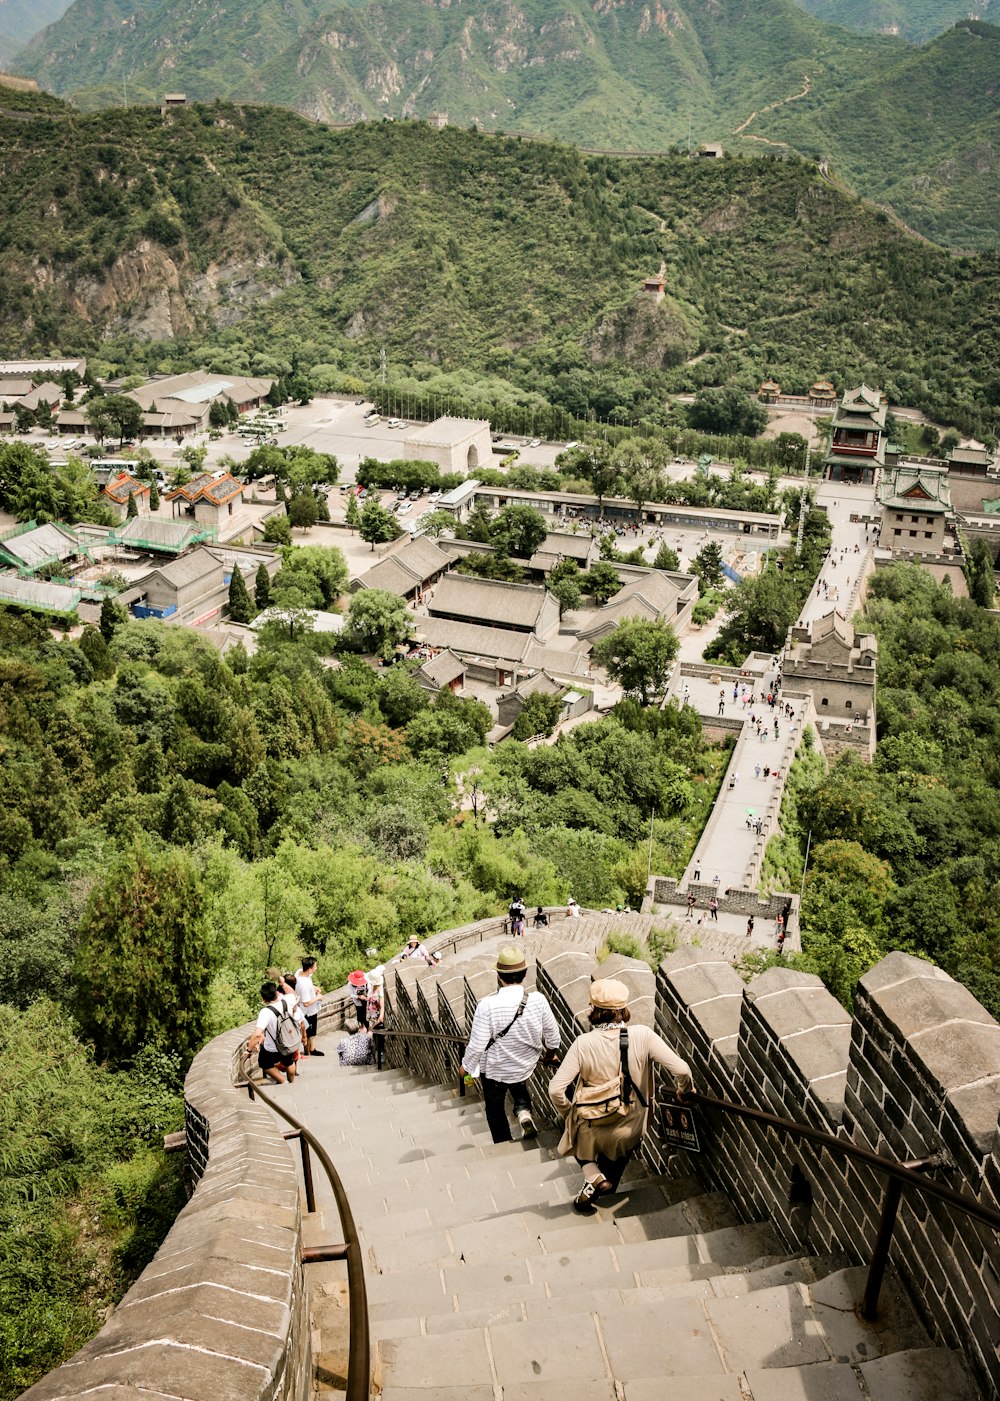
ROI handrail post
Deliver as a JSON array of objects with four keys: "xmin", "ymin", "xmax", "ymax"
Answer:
[
  {"xmin": 862, "ymin": 1175, "xmax": 903, "ymax": 1320},
  {"xmin": 375, "ymin": 1028, "xmax": 383, "ymax": 1071},
  {"xmin": 300, "ymin": 1133, "xmax": 317, "ymax": 1214}
]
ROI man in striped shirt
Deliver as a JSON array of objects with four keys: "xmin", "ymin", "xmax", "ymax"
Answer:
[{"xmin": 462, "ymin": 946, "xmax": 561, "ymax": 1143}]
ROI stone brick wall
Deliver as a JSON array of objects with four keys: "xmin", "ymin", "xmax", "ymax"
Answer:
[
  {"xmin": 20, "ymin": 1020, "xmax": 311, "ymax": 1401},
  {"xmin": 648, "ymin": 947, "xmax": 1000, "ymax": 1397}
]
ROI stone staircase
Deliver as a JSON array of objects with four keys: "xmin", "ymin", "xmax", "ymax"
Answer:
[{"xmin": 296, "ymin": 1060, "xmax": 979, "ymax": 1401}]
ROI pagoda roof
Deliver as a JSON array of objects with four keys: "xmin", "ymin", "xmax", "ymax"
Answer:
[{"xmin": 878, "ymin": 463, "xmax": 951, "ymax": 512}]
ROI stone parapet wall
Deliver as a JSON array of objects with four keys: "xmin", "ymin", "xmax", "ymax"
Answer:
[
  {"xmin": 652, "ymin": 874, "xmax": 793, "ymax": 922},
  {"xmin": 647, "ymin": 947, "xmax": 1000, "ymax": 1398},
  {"xmin": 20, "ymin": 1021, "xmax": 311, "ymax": 1401}
]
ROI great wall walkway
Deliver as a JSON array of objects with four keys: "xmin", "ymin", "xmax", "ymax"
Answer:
[{"xmin": 278, "ymin": 924, "xmax": 987, "ymax": 1400}]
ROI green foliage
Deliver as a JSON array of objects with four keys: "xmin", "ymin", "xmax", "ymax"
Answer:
[
  {"xmin": 85, "ymin": 394, "xmax": 143, "ymax": 446},
  {"xmin": 271, "ymin": 544, "xmax": 348, "ymax": 610},
  {"xmin": 359, "ymin": 498, "xmax": 402, "ymax": 550},
  {"xmin": 586, "ymin": 560, "xmax": 622, "ymax": 604},
  {"xmin": 254, "ymin": 560, "xmax": 271, "ymax": 609},
  {"xmin": 593, "ymin": 617, "xmax": 680, "ymax": 705},
  {"xmin": 0, "ymin": 109, "xmax": 997, "ymax": 438},
  {"xmin": 347, "ymin": 588, "xmax": 414, "ymax": 660},
  {"xmin": 652, "ymin": 542, "xmax": 680, "ymax": 572},
  {"xmin": 262, "ymin": 513, "xmax": 292, "ymax": 546},
  {"xmin": 75, "ymin": 842, "xmax": 217, "ymax": 1064},
  {"xmin": 688, "ymin": 387, "xmax": 768, "ymax": 438},
  {"xmin": 693, "ymin": 540, "xmax": 725, "ymax": 591},
  {"xmin": 227, "ymin": 566, "xmax": 254, "ymax": 623},
  {"xmin": 344, "ymin": 491, "xmax": 361, "ymax": 532},
  {"xmin": 550, "ymin": 576, "xmax": 581, "ymax": 617},
  {"xmin": 0, "ymin": 1005, "xmax": 184, "ymax": 1401},
  {"xmin": 510, "ymin": 691, "xmax": 563, "ymax": 741}
]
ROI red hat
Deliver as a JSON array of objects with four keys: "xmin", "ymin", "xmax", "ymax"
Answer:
[{"xmin": 348, "ymin": 971, "xmax": 367, "ymax": 988}]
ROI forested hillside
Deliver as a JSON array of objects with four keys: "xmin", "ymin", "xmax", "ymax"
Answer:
[
  {"xmin": 13, "ymin": 0, "xmax": 1000, "ymax": 247},
  {"xmin": 1, "ymin": 101, "xmax": 998, "ymax": 438},
  {"xmin": 793, "ymin": 0, "xmax": 996, "ymax": 42}
]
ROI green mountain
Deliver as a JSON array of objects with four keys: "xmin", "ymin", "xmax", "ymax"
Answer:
[
  {"xmin": 1, "ymin": 95, "xmax": 997, "ymax": 439},
  {"xmin": 0, "ymin": 0, "xmax": 74, "ymax": 49},
  {"xmin": 792, "ymin": 0, "xmax": 997, "ymax": 44},
  {"xmin": 15, "ymin": 0, "xmax": 1000, "ymax": 248},
  {"xmin": 755, "ymin": 21, "xmax": 1000, "ymax": 250}
]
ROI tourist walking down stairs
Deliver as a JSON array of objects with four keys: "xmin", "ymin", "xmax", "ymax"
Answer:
[
  {"xmin": 462, "ymin": 946, "xmax": 561, "ymax": 1143},
  {"xmin": 549, "ymin": 979, "xmax": 693, "ymax": 1213}
]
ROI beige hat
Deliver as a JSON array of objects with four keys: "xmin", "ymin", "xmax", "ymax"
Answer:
[
  {"xmin": 589, "ymin": 978, "xmax": 629, "ymax": 1010},
  {"xmin": 496, "ymin": 946, "xmax": 527, "ymax": 973}
]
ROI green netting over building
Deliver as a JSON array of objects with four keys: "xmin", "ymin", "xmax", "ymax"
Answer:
[
  {"xmin": 112, "ymin": 517, "xmax": 217, "ymax": 554},
  {"xmin": 0, "ymin": 573, "xmax": 80, "ymax": 615}
]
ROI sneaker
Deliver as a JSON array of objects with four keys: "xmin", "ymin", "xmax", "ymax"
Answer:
[
  {"xmin": 517, "ymin": 1109, "xmax": 537, "ymax": 1139},
  {"xmin": 310, "ymin": 1049, "xmax": 325, "ymax": 1057},
  {"xmin": 573, "ymin": 1181, "xmax": 598, "ymax": 1214}
]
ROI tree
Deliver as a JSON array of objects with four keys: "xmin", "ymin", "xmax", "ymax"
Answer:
[
  {"xmin": 586, "ymin": 560, "xmax": 622, "ymax": 604},
  {"xmin": 85, "ymin": 394, "xmax": 143, "ymax": 446},
  {"xmin": 148, "ymin": 476, "xmax": 160, "ymax": 511},
  {"xmin": 255, "ymin": 561, "xmax": 271, "ymax": 610},
  {"xmin": 262, "ymin": 514, "xmax": 292, "ymax": 546},
  {"xmin": 271, "ymin": 544, "xmax": 349, "ymax": 609},
  {"xmin": 209, "ymin": 400, "xmax": 229, "ymax": 428},
  {"xmin": 592, "ymin": 617, "xmax": 679, "ymax": 704},
  {"xmin": 359, "ymin": 498, "xmax": 403, "ymax": 551},
  {"xmin": 99, "ymin": 595, "xmax": 121, "ymax": 644},
  {"xmin": 712, "ymin": 570, "xmax": 800, "ymax": 659},
  {"xmin": 228, "ymin": 567, "xmax": 254, "ymax": 623},
  {"xmin": 75, "ymin": 842, "xmax": 216, "ymax": 1064},
  {"xmin": 550, "ymin": 577, "xmax": 581, "ymax": 618},
  {"xmin": 78, "ymin": 623, "xmax": 115, "ymax": 680},
  {"xmin": 126, "ymin": 490, "xmax": 138, "ymax": 519},
  {"xmin": 347, "ymin": 589, "xmax": 415, "ymax": 660},
  {"xmin": 688, "ymin": 387, "xmax": 768, "ymax": 438},
  {"xmin": 345, "ymin": 491, "xmax": 361, "ymax": 533},
  {"xmin": 511, "ymin": 691, "xmax": 563, "ymax": 741},
  {"xmin": 966, "ymin": 538, "xmax": 996, "ymax": 608},
  {"xmin": 652, "ymin": 543, "xmax": 680, "ymax": 571},
  {"xmin": 582, "ymin": 445, "xmax": 621, "ymax": 515},
  {"xmin": 693, "ymin": 540, "xmax": 725, "ymax": 590},
  {"xmin": 492, "ymin": 504, "xmax": 547, "ymax": 559},
  {"xmin": 287, "ymin": 489, "xmax": 319, "ymax": 530}
]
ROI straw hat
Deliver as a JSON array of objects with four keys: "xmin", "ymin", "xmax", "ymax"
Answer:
[
  {"xmin": 496, "ymin": 946, "xmax": 526, "ymax": 974},
  {"xmin": 589, "ymin": 978, "xmax": 629, "ymax": 1010}
]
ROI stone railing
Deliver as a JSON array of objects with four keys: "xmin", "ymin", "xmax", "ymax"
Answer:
[
  {"xmin": 21, "ymin": 1019, "xmax": 312, "ymax": 1401},
  {"xmin": 646, "ymin": 948, "xmax": 1000, "ymax": 1398}
]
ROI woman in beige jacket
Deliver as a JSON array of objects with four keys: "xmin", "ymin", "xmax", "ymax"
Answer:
[{"xmin": 549, "ymin": 977, "xmax": 693, "ymax": 1212}]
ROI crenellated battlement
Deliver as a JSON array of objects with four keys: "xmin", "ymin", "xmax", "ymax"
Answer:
[{"xmin": 19, "ymin": 916, "xmax": 1000, "ymax": 1401}]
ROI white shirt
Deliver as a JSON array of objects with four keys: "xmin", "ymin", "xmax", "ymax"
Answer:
[
  {"xmin": 295, "ymin": 970, "xmax": 320, "ymax": 1012},
  {"xmin": 462, "ymin": 985, "xmax": 560, "ymax": 1084},
  {"xmin": 256, "ymin": 994, "xmax": 297, "ymax": 1053}
]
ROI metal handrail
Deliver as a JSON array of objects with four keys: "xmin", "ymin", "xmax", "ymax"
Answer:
[
  {"xmin": 688, "ymin": 1089, "xmax": 1000, "ymax": 1318},
  {"xmin": 237, "ymin": 1053, "xmax": 369, "ymax": 1401}
]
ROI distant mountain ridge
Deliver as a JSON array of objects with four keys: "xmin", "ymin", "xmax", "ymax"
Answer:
[
  {"xmin": 13, "ymin": 0, "xmax": 1000, "ymax": 248},
  {"xmin": 792, "ymin": 0, "xmax": 996, "ymax": 44},
  {"xmin": 0, "ymin": 0, "xmax": 73, "ymax": 49}
]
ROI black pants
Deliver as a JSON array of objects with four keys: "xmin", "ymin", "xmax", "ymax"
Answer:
[
  {"xmin": 481, "ymin": 1075, "xmax": 531, "ymax": 1143},
  {"xmin": 576, "ymin": 1148, "xmax": 635, "ymax": 1191}
]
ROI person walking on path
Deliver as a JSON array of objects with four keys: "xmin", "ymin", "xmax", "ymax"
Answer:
[
  {"xmin": 462, "ymin": 947, "xmax": 561, "ymax": 1143},
  {"xmin": 685, "ymin": 892, "xmax": 696, "ymax": 920},
  {"xmin": 549, "ymin": 979, "xmax": 692, "ymax": 1211},
  {"xmin": 709, "ymin": 895, "xmax": 719, "ymax": 921},
  {"xmin": 746, "ymin": 915, "xmax": 755, "ymax": 937},
  {"xmin": 295, "ymin": 956, "xmax": 325, "ymax": 1057}
]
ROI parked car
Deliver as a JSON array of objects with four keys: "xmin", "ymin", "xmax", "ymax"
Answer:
[
  {"xmin": 428, "ymin": 490, "xmax": 442, "ymax": 503},
  {"xmin": 529, "ymin": 438, "xmax": 541, "ymax": 448},
  {"xmin": 397, "ymin": 487, "xmax": 409, "ymax": 498},
  {"xmin": 398, "ymin": 500, "xmax": 413, "ymax": 515},
  {"xmin": 565, "ymin": 441, "xmax": 579, "ymax": 450},
  {"xmin": 387, "ymin": 418, "xmax": 404, "ymax": 429}
]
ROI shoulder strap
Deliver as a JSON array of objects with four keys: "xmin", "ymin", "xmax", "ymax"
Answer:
[
  {"xmin": 620, "ymin": 1027, "xmax": 647, "ymax": 1108},
  {"xmin": 482, "ymin": 989, "xmax": 530, "ymax": 1063}
]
